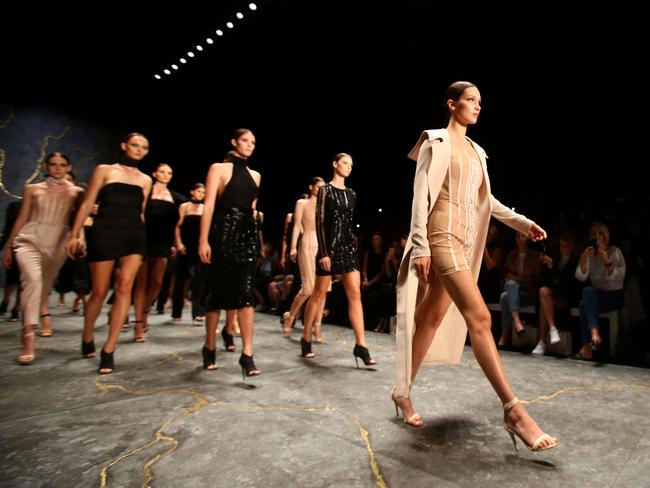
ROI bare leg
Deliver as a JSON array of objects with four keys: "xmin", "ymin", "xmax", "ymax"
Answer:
[
  {"xmin": 83, "ymin": 261, "xmax": 115, "ymax": 352},
  {"xmin": 132, "ymin": 259, "xmax": 149, "ymax": 341},
  {"xmin": 302, "ymin": 275, "xmax": 331, "ymax": 344},
  {"xmin": 340, "ymin": 271, "xmax": 368, "ymax": 347},
  {"xmin": 238, "ymin": 306, "xmax": 255, "ymax": 357},
  {"xmin": 100, "ymin": 255, "xmax": 143, "ymax": 373},
  {"xmin": 313, "ymin": 296, "xmax": 327, "ymax": 342},
  {"xmin": 284, "ymin": 292, "xmax": 309, "ymax": 333},
  {"xmin": 143, "ymin": 257, "xmax": 167, "ymax": 330},
  {"xmin": 440, "ymin": 270, "xmax": 557, "ymax": 449}
]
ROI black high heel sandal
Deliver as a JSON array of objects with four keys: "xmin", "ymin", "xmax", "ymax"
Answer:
[
  {"xmin": 98, "ymin": 348, "xmax": 114, "ymax": 374},
  {"xmin": 221, "ymin": 328, "xmax": 236, "ymax": 352},
  {"xmin": 202, "ymin": 345, "xmax": 218, "ymax": 370},
  {"xmin": 81, "ymin": 339, "xmax": 96, "ymax": 358},
  {"xmin": 133, "ymin": 320, "xmax": 146, "ymax": 343},
  {"xmin": 238, "ymin": 353, "xmax": 260, "ymax": 379},
  {"xmin": 300, "ymin": 338, "xmax": 315, "ymax": 358},
  {"xmin": 353, "ymin": 344, "xmax": 376, "ymax": 368}
]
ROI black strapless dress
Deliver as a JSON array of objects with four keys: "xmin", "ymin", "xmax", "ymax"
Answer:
[
  {"xmin": 145, "ymin": 198, "xmax": 177, "ymax": 258},
  {"xmin": 87, "ymin": 182, "xmax": 146, "ymax": 262}
]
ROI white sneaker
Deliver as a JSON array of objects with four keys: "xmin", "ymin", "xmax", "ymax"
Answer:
[
  {"xmin": 549, "ymin": 327, "xmax": 561, "ymax": 345},
  {"xmin": 532, "ymin": 341, "xmax": 546, "ymax": 355}
]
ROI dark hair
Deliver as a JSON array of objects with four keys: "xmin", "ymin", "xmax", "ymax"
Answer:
[
  {"xmin": 309, "ymin": 176, "xmax": 324, "ymax": 187},
  {"xmin": 223, "ymin": 150, "xmax": 238, "ymax": 162},
  {"xmin": 45, "ymin": 152, "xmax": 70, "ymax": 165},
  {"xmin": 191, "ymin": 183, "xmax": 205, "ymax": 191},
  {"xmin": 299, "ymin": 193, "xmax": 309, "ymax": 200},
  {"xmin": 443, "ymin": 81, "xmax": 477, "ymax": 123}
]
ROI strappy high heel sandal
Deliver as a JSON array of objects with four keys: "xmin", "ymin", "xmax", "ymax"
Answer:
[
  {"xmin": 39, "ymin": 313, "xmax": 53, "ymax": 337},
  {"xmin": 503, "ymin": 397, "xmax": 558, "ymax": 452},
  {"xmin": 353, "ymin": 344, "xmax": 376, "ymax": 368},
  {"xmin": 390, "ymin": 387, "xmax": 424, "ymax": 427},
  {"xmin": 313, "ymin": 323, "xmax": 323, "ymax": 343},
  {"xmin": 238, "ymin": 353, "xmax": 260, "ymax": 379},
  {"xmin": 81, "ymin": 339, "xmax": 96, "ymax": 358},
  {"xmin": 281, "ymin": 312, "xmax": 294, "ymax": 335},
  {"xmin": 221, "ymin": 328, "xmax": 236, "ymax": 352},
  {"xmin": 202, "ymin": 345, "xmax": 219, "ymax": 370},
  {"xmin": 133, "ymin": 320, "xmax": 146, "ymax": 343},
  {"xmin": 17, "ymin": 331, "xmax": 36, "ymax": 365},
  {"xmin": 98, "ymin": 348, "xmax": 114, "ymax": 374},
  {"xmin": 300, "ymin": 337, "xmax": 315, "ymax": 358}
]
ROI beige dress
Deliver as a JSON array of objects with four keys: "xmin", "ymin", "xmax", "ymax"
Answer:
[
  {"xmin": 13, "ymin": 179, "xmax": 78, "ymax": 325},
  {"xmin": 428, "ymin": 153, "xmax": 483, "ymax": 275},
  {"xmin": 298, "ymin": 230, "xmax": 318, "ymax": 295}
]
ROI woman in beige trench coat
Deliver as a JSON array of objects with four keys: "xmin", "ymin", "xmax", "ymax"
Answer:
[{"xmin": 394, "ymin": 81, "xmax": 557, "ymax": 452}]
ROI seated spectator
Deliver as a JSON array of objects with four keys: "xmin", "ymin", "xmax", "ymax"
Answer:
[
  {"xmin": 574, "ymin": 222, "xmax": 626, "ymax": 359},
  {"xmin": 478, "ymin": 223, "xmax": 505, "ymax": 303},
  {"xmin": 532, "ymin": 233, "xmax": 581, "ymax": 355},
  {"xmin": 498, "ymin": 232, "xmax": 542, "ymax": 346}
]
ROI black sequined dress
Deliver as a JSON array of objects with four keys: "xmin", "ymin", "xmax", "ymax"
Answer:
[
  {"xmin": 315, "ymin": 183, "xmax": 359, "ymax": 275},
  {"xmin": 206, "ymin": 157, "xmax": 259, "ymax": 310}
]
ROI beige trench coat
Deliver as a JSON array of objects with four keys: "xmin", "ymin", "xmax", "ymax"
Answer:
[{"xmin": 395, "ymin": 129, "xmax": 533, "ymax": 396}]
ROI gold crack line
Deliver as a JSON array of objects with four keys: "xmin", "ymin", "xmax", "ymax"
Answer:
[
  {"xmin": 93, "ymin": 370, "xmax": 387, "ymax": 488},
  {"xmin": 524, "ymin": 383, "xmax": 650, "ymax": 405},
  {"xmin": 26, "ymin": 128, "xmax": 71, "ymax": 185},
  {"xmin": 94, "ymin": 377, "xmax": 214, "ymax": 488}
]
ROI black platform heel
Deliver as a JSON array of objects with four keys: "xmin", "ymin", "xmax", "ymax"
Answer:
[
  {"xmin": 81, "ymin": 339, "xmax": 96, "ymax": 358},
  {"xmin": 202, "ymin": 345, "xmax": 218, "ymax": 370},
  {"xmin": 300, "ymin": 338, "xmax": 315, "ymax": 358},
  {"xmin": 353, "ymin": 344, "xmax": 376, "ymax": 368},
  {"xmin": 238, "ymin": 353, "xmax": 260, "ymax": 379},
  {"xmin": 221, "ymin": 328, "xmax": 236, "ymax": 352},
  {"xmin": 98, "ymin": 348, "xmax": 114, "ymax": 374}
]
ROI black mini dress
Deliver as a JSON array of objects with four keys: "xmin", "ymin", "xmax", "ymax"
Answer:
[
  {"xmin": 87, "ymin": 182, "xmax": 146, "ymax": 262},
  {"xmin": 315, "ymin": 183, "xmax": 359, "ymax": 276},
  {"xmin": 206, "ymin": 157, "xmax": 259, "ymax": 310}
]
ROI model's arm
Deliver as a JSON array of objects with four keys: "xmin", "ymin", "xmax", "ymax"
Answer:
[
  {"xmin": 409, "ymin": 145, "xmax": 432, "ymax": 259},
  {"xmin": 140, "ymin": 176, "xmax": 153, "ymax": 222},
  {"xmin": 199, "ymin": 163, "xmax": 222, "ymax": 264},
  {"xmin": 489, "ymin": 195, "xmax": 545, "ymax": 240},
  {"xmin": 290, "ymin": 200, "xmax": 305, "ymax": 262},
  {"xmin": 280, "ymin": 213, "xmax": 291, "ymax": 269},
  {"xmin": 2, "ymin": 185, "xmax": 34, "ymax": 267},
  {"xmin": 315, "ymin": 185, "xmax": 329, "ymax": 257},
  {"xmin": 175, "ymin": 203, "xmax": 188, "ymax": 254}
]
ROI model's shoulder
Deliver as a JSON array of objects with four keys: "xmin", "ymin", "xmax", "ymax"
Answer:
[{"xmin": 422, "ymin": 128, "xmax": 448, "ymax": 142}]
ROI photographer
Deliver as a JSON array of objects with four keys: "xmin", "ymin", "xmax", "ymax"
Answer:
[{"xmin": 574, "ymin": 222, "xmax": 626, "ymax": 359}]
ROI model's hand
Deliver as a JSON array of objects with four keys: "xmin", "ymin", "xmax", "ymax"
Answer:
[
  {"xmin": 2, "ymin": 246, "xmax": 13, "ymax": 268},
  {"xmin": 319, "ymin": 256, "xmax": 331, "ymax": 272},
  {"xmin": 413, "ymin": 256, "xmax": 430, "ymax": 282},
  {"xmin": 177, "ymin": 243, "xmax": 187, "ymax": 255},
  {"xmin": 289, "ymin": 248, "xmax": 297, "ymax": 263},
  {"xmin": 528, "ymin": 223, "xmax": 547, "ymax": 242},
  {"xmin": 66, "ymin": 237, "xmax": 85, "ymax": 259},
  {"xmin": 199, "ymin": 241, "xmax": 211, "ymax": 264},
  {"xmin": 170, "ymin": 246, "xmax": 177, "ymax": 258}
]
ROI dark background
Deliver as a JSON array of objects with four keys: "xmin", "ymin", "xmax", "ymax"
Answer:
[{"xmin": 1, "ymin": 0, "xmax": 645, "ymax": 245}]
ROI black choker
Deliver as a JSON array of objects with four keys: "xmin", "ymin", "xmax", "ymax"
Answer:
[
  {"xmin": 191, "ymin": 199, "xmax": 204, "ymax": 204},
  {"xmin": 119, "ymin": 158, "xmax": 139, "ymax": 168},
  {"xmin": 230, "ymin": 155, "xmax": 247, "ymax": 167}
]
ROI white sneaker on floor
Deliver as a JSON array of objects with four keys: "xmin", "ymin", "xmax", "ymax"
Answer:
[
  {"xmin": 549, "ymin": 327, "xmax": 561, "ymax": 344},
  {"xmin": 532, "ymin": 341, "xmax": 546, "ymax": 355}
]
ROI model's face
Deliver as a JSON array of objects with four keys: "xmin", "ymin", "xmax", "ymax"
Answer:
[
  {"xmin": 153, "ymin": 164, "xmax": 173, "ymax": 184},
  {"xmin": 45, "ymin": 155, "xmax": 70, "ymax": 179},
  {"xmin": 333, "ymin": 155, "xmax": 353, "ymax": 178},
  {"xmin": 191, "ymin": 187, "xmax": 205, "ymax": 201},
  {"xmin": 310, "ymin": 180, "xmax": 324, "ymax": 197},
  {"xmin": 450, "ymin": 87, "xmax": 482, "ymax": 125},
  {"xmin": 371, "ymin": 234, "xmax": 382, "ymax": 248},
  {"xmin": 121, "ymin": 135, "xmax": 150, "ymax": 160},
  {"xmin": 232, "ymin": 132, "xmax": 256, "ymax": 158}
]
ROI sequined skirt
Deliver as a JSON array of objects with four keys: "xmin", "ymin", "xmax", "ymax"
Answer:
[{"xmin": 206, "ymin": 207, "xmax": 258, "ymax": 311}]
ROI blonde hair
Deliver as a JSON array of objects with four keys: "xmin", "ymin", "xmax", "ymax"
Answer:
[{"xmin": 589, "ymin": 222, "xmax": 610, "ymax": 246}]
